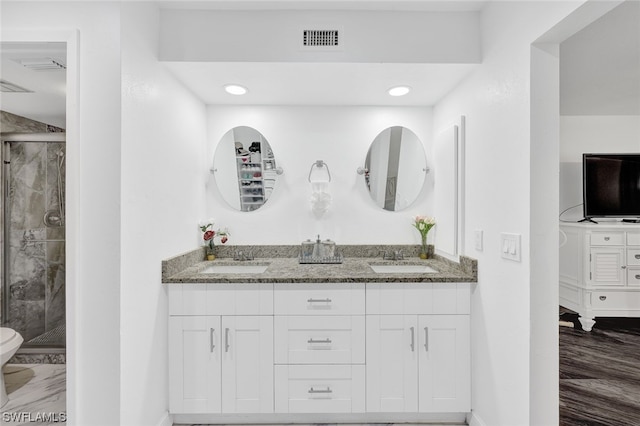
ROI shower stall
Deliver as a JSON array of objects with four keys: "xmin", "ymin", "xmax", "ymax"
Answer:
[{"xmin": 1, "ymin": 132, "xmax": 66, "ymax": 351}]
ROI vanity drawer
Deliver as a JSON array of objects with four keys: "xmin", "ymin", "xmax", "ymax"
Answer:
[
  {"xmin": 274, "ymin": 283, "xmax": 365, "ymax": 315},
  {"xmin": 590, "ymin": 232, "xmax": 625, "ymax": 246},
  {"xmin": 275, "ymin": 365, "xmax": 365, "ymax": 413},
  {"xmin": 627, "ymin": 233, "xmax": 640, "ymax": 246},
  {"xmin": 274, "ymin": 316, "xmax": 365, "ymax": 364},
  {"xmin": 628, "ymin": 269, "xmax": 640, "ymax": 286},
  {"xmin": 168, "ymin": 284, "xmax": 273, "ymax": 316},
  {"xmin": 591, "ymin": 290, "xmax": 640, "ymax": 310},
  {"xmin": 627, "ymin": 249, "xmax": 640, "ymax": 266},
  {"xmin": 366, "ymin": 283, "xmax": 470, "ymax": 315}
]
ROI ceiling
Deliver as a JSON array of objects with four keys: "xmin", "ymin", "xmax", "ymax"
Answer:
[
  {"xmin": 163, "ymin": 62, "xmax": 479, "ymax": 106},
  {"xmin": 0, "ymin": 42, "xmax": 67, "ymax": 128},
  {"xmin": 0, "ymin": 0, "xmax": 638, "ymax": 127}
]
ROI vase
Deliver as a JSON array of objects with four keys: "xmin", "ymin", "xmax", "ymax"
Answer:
[
  {"xmin": 206, "ymin": 245, "xmax": 216, "ymax": 261},
  {"xmin": 420, "ymin": 234, "xmax": 428, "ymax": 259}
]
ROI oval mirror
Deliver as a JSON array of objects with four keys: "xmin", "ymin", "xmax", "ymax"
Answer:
[
  {"xmin": 213, "ymin": 126, "xmax": 279, "ymax": 212},
  {"xmin": 364, "ymin": 126, "xmax": 427, "ymax": 211}
]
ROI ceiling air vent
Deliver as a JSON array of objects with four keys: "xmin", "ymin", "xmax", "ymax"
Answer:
[
  {"xmin": 0, "ymin": 79, "xmax": 33, "ymax": 93},
  {"xmin": 303, "ymin": 30, "xmax": 340, "ymax": 47},
  {"xmin": 15, "ymin": 57, "xmax": 66, "ymax": 71}
]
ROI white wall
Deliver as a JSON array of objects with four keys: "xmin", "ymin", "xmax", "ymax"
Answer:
[
  {"xmin": 1, "ymin": 2, "xmax": 122, "ymax": 425},
  {"xmin": 434, "ymin": 2, "xmax": 584, "ymax": 425},
  {"xmin": 160, "ymin": 9, "xmax": 480, "ymax": 64},
  {"xmin": 206, "ymin": 106, "xmax": 434, "ymax": 245},
  {"xmin": 560, "ymin": 115, "xmax": 640, "ymax": 219},
  {"xmin": 120, "ymin": 3, "xmax": 207, "ymax": 426}
]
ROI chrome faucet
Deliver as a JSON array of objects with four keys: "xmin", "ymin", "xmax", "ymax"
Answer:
[
  {"xmin": 234, "ymin": 250, "xmax": 254, "ymax": 261},
  {"xmin": 380, "ymin": 249, "xmax": 404, "ymax": 261}
]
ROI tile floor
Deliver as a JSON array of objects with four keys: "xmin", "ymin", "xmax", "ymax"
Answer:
[{"xmin": 1, "ymin": 364, "xmax": 66, "ymax": 426}]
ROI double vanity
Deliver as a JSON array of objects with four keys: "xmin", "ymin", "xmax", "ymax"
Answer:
[{"xmin": 162, "ymin": 245, "xmax": 477, "ymax": 424}]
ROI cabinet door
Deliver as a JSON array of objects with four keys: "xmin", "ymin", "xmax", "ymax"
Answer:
[
  {"xmin": 590, "ymin": 248, "xmax": 625, "ymax": 286},
  {"xmin": 366, "ymin": 315, "xmax": 418, "ymax": 412},
  {"xmin": 418, "ymin": 315, "xmax": 470, "ymax": 412},
  {"xmin": 169, "ymin": 316, "xmax": 221, "ymax": 413},
  {"xmin": 221, "ymin": 316, "xmax": 274, "ymax": 413}
]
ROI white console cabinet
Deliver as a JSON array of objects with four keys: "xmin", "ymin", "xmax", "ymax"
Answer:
[
  {"xmin": 560, "ymin": 222, "xmax": 640, "ymax": 331},
  {"xmin": 167, "ymin": 281, "xmax": 470, "ymax": 421}
]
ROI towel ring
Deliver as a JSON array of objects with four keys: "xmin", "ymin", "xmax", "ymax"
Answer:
[{"xmin": 308, "ymin": 160, "xmax": 331, "ymax": 182}]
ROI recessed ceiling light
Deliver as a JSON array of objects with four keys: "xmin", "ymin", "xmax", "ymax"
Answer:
[
  {"xmin": 224, "ymin": 84, "xmax": 248, "ymax": 95},
  {"xmin": 388, "ymin": 86, "xmax": 411, "ymax": 97}
]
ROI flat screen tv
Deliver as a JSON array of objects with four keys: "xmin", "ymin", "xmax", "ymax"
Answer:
[{"xmin": 583, "ymin": 153, "xmax": 640, "ymax": 220}]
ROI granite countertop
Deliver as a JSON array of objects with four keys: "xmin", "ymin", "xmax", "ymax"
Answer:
[{"xmin": 162, "ymin": 245, "xmax": 477, "ymax": 284}]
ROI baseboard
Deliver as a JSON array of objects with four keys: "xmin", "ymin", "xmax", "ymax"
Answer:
[
  {"xmin": 157, "ymin": 411, "xmax": 173, "ymax": 426},
  {"xmin": 468, "ymin": 411, "xmax": 488, "ymax": 426},
  {"xmin": 172, "ymin": 412, "xmax": 467, "ymax": 424}
]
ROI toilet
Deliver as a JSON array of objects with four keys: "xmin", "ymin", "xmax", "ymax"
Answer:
[{"xmin": 1, "ymin": 327, "xmax": 23, "ymax": 408}]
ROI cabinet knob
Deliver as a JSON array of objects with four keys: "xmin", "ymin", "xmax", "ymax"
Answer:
[
  {"xmin": 308, "ymin": 387, "xmax": 332, "ymax": 394},
  {"xmin": 599, "ymin": 295, "xmax": 607, "ymax": 301},
  {"xmin": 635, "ymin": 254, "xmax": 640, "ymax": 259},
  {"xmin": 635, "ymin": 275, "xmax": 640, "ymax": 280},
  {"xmin": 307, "ymin": 298, "xmax": 332, "ymax": 304},
  {"xmin": 604, "ymin": 237, "xmax": 610, "ymax": 241},
  {"xmin": 307, "ymin": 338, "xmax": 332, "ymax": 345},
  {"xmin": 622, "ymin": 266, "xmax": 627, "ymax": 269}
]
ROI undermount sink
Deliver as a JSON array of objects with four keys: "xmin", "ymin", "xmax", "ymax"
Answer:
[
  {"xmin": 200, "ymin": 264, "xmax": 269, "ymax": 274},
  {"xmin": 369, "ymin": 264, "xmax": 438, "ymax": 274}
]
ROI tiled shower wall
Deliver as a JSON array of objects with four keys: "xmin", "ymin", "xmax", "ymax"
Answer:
[{"xmin": 2, "ymin": 111, "xmax": 65, "ymax": 345}]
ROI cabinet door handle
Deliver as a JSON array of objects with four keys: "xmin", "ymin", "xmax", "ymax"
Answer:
[
  {"xmin": 599, "ymin": 296, "xmax": 607, "ymax": 301},
  {"xmin": 635, "ymin": 274, "xmax": 640, "ymax": 280},
  {"xmin": 424, "ymin": 327, "xmax": 429, "ymax": 351},
  {"xmin": 410, "ymin": 327, "xmax": 415, "ymax": 352},
  {"xmin": 307, "ymin": 298, "xmax": 332, "ymax": 303},
  {"xmin": 308, "ymin": 387, "xmax": 332, "ymax": 394},
  {"xmin": 604, "ymin": 237, "xmax": 610, "ymax": 241},
  {"xmin": 210, "ymin": 328, "xmax": 216, "ymax": 352},
  {"xmin": 225, "ymin": 328, "xmax": 230, "ymax": 352},
  {"xmin": 307, "ymin": 338, "xmax": 332, "ymax": 344},
  {"xmin": 622, "ymin": 266, "xmax": 627, "ymax": 269},
  {"xmin": 635, "ymin": 254, "xmax": 640, "ymax": 259}
]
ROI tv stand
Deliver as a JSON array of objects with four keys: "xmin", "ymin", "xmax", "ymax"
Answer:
[{"xmin": 560, "ymin": 222, "xmax": 640, "ymax": 331}]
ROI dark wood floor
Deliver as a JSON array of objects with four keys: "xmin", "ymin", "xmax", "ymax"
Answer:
[{"xmin": 560, "ymin": 310, "xmax": 640, "ymax": 426}]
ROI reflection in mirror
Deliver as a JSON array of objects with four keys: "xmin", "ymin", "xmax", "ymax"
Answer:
[
  {"xmin": 213, "ymin": 126, "xmax": 278, "ymax": 212},
  {"xmin": 364, "ymin": 126, "xmax": 427, "ymax": 211}
]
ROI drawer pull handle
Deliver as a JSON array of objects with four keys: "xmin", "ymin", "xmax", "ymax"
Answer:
[
  {"xmin": 308, "ymin": 387, "xmax": 332, "ymax": 394},
  {"xmin": 307, "ymin": 338, "xmax": 332, "ymax": 344},
  {"xmin": 225, "ymin": 328, "xmax": 230, "ymax": 352},
  {"xmin": 424, "ymin": 327, "xmax": 429, "ymax": 351},
  {"xmin": 410, "ymin": 327, "xmax": 415, "ymax": 352},
  {"xmin": 635, "ymin": 255, "xmax": 640, "ymax": 259},
  {"xmin": 210, "ymin": 328, "xmax": 216, "ymax": 352},
  {"xmin": 636, "ymin": 275, "xmax": 640, "ymax": 280},
  {"xmin": 599, "ymin": 296, "xmax": 607, "ymax": 301},
  {"xmin": 604, "ymin": 237, "xmax": 610, "ymax": 241},
  {"xmin": 307, "ymin": 298, "xmax": 332, "ymax": 303}
]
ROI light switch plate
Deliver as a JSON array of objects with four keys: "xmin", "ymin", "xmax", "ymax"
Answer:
[{"xmin": 500, "ymin": 233, "xmax": 521, "ymax": 262}]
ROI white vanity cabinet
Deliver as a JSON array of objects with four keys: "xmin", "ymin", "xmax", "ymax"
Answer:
[
  {"xmin": 560, "ymin": 223, "xmax": 640, "ymax": 331},
  {"xmin": 168, "ymin": 284, "xmax": 274, "ymax": 414},
  {"xmin": 167, "ymin": 280, "xmax": 472, "ymax": 421},
  {"xmin": 366, "ymin": 283, "xmax": 471, "ymax": 413}
]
